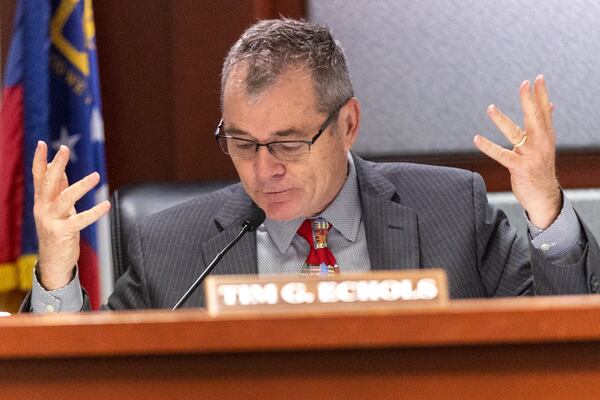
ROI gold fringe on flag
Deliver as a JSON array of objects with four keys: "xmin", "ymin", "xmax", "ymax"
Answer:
[
  {"xmin": 0, "ymin": 254, "xmax": 36, "ymax": 292},
  {"xmin": 0, "ymin": 262, "xmax": 18, "ymax": 292}
]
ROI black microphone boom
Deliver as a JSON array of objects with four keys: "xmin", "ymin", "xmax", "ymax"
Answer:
[{"xmin": 172, "ymin": 206, "xmax": 266, "ymax": 310}]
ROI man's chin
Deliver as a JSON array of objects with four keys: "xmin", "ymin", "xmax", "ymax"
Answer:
[
  {"xmin": 253, "ymin": 191, "xmax": 304, "ymax": 221},
  {"xmin": 261, "ymin": 203, "xmax": 302, "ymax": 222}
]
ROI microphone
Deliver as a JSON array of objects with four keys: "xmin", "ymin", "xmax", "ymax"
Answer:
[{"xmin": 172, "ymin": 205, "xmax": 266, "ymax": 310}]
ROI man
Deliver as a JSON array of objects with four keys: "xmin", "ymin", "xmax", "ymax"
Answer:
[{"xmin": 26, "ymin": 19, "xmax": 599, "ymax": 311}]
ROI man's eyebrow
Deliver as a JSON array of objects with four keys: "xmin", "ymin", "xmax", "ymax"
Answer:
[
  {"xmin": 223, "ymin": 126, "xmax": 250, "ymax": 137},
  {"xmin": 271, "ymin": 129, "xmax": 305, "ymax": 138},
  {"xmin": 223, "ymin": 125, "xmax": 306, "ymax": 139}
]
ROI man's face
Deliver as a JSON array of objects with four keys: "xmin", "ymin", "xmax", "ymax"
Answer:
[{"xmin": 222, "ymin": 67, "xmax": 357, "ymax": 221}]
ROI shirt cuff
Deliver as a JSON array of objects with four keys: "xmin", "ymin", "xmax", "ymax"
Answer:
[
  {"xmin": 527, "ymin": 195, "xmax": 586, "ymax": 263},
  {"xmin": 31, "ymin": 265, "xmax": 84, "ymax": 313}
]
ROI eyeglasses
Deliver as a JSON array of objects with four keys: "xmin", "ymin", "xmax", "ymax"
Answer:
[{"xmin": 215, "ymin": 99, "xmax": 350, "ymax": 162}]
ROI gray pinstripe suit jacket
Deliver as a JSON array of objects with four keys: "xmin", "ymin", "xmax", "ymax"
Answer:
[{"xmin": 103, "ymin": 153, "xmax": 599, "ymax": 310}]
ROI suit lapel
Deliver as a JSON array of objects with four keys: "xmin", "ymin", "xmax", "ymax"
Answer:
[
  {"xmin": 200, "ymin": 185, "xmax": 258, "ymax": 276},
  {"xmin": 353, "ymin": 154, "xmax": 421, "ymax": 271}
]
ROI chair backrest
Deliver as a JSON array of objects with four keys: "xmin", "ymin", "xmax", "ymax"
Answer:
[
  {"xmin": 110, "ymin": 181, "xmax": 235, "ymax": 282},
  {"xmin": 488, "ymin": 189, "xmax": 600, "ymax": 240},
  {"xmin": 110, "ymin": 183, "xmax": 600, "ymax": 282}
]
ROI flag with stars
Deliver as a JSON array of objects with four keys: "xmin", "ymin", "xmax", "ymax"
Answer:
[{"xmin": 0, "ymin": 0, "xmax": 111, "ymax": 309}]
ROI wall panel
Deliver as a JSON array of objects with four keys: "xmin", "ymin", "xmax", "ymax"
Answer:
[
  {"xmin": 94, "ymin": 0, "xmax": 303, "ymax": 190},
  {"xmin": 309, "ymin": 0, "xmax": 600, "ymax": 189}
]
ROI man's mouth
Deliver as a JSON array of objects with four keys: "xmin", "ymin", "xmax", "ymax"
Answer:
[
  {"xmin": 262, "ymin": 188, "xmax": 295, "ymax": 199},
  {"xmin": 264, "ymin": 189, "xmax": 291, "ymax": 194}
]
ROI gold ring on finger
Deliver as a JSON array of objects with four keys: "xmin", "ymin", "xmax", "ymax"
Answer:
[{"xmin": 513, "ymin": 134, "xmax": 528, "ymax": 149}]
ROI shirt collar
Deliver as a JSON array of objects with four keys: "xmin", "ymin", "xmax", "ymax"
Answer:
[{"xmin": 261, "ymin": 153, "xmax": 362, "ymax": 254}]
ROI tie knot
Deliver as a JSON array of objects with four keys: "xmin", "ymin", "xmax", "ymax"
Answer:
[
  {"xmin": 298, "ymin": 217, "xmax": 339, "ymax": 275},
  {"xmin": 298, "ymin": 217, "xmax": 331, "ymax": 250}
]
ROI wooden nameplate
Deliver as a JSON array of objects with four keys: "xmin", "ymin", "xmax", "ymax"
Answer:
[{"xmin": 205, "ymin": 269, "xmax": 448, "ymax": 316}]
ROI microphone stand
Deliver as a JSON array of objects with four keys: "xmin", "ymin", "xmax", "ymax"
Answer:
[{"xmin": 172, "ymin": 223, "xmax": 252, "ymax": 310}]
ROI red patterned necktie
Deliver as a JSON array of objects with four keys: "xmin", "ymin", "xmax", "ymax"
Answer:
[{"xmin": 297, "ymin": 217, "xmax": 340, "ymax": 275}]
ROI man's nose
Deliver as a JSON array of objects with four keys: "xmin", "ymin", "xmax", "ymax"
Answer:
[{"xmin": 254, "ymin": 146, "xmax": 284, "ymax": 181}]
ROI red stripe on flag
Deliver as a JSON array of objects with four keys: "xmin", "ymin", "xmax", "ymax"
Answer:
[
  {"xmin": 79, "ymin": 239, "xmax": 100, "ymax": 309},
  {"xmin": 0, "ymin": 85, "xmax": 25, "ymax": 263}
]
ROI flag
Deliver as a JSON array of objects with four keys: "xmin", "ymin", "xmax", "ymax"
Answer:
[{"xmin": 0, "ymin": 0, "xmax": 111, "ymax": 309}]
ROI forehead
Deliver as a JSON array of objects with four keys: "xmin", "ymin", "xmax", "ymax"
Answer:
[{"xmin": 222, "ymin": 65, "xmax": 322, "ymax": 134}]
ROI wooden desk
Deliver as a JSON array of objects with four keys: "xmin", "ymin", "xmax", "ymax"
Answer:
[{"xmin": 2, "ymin": 295, "xmax": 600, "ymax": 399}]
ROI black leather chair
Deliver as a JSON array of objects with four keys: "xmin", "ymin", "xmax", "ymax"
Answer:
[{"xmin": 110, "ymin": 181, "xmax": 235, "ymax": 282}]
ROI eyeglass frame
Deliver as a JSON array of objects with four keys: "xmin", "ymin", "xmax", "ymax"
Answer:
[{"xmin": 214, "ymin": 97, "xmax": 352, "ymax": 161}]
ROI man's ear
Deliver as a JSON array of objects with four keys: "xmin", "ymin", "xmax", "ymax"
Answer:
[{"xmin": 339, "ymin": 97, "xmax": 361, "ymax": 151}]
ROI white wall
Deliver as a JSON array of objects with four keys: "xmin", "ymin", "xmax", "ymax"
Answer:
[{"xmin": 309, "ymin": 0, "xmax": 600, "ymax": 157}]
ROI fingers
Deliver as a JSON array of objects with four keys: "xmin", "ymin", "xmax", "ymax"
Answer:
[
  {"xmin": 69, "ymin": 200, "xmax": 111, "ymax": 231},
  {"xmin": 51, "ymin": 172, "xmax": 101, "ymax": 217},
  {"xmin": 519, "ymin": 79, "xmax": 546, "ymax": 146},
  {"xmin": 40, "ymin": 145, "xmax": 71, "ymax": 202},
  {"xmin": 60, "ymin": 172, "xmax": 69, "ymax": 193},
  {"xmin": 475, "ymin": 76, "xmax": 560, "ymax": 228},
  {"xmin": 486, "ymin": 105, "xmax": 524, "ymax": 146},
  {"xmin": 32, "ymin": 141, "xmax": 48, "ymax": 200},
  {"xmin": 32, "ymin": 140, "xmax": 107, "ymax": 226},
  {"xmin": 31, "ymin": 141, "xmax": 109, "ymax": 285},
  {"xmin": 534, "ymin": 75, "xmax": 555, "ymax": 139},
  {"xmin": 473, "ymin": 134, "xmax": 517, "ymax": 169},
  {"xmin": 485, "ymin": 76, "xmax": 555, "ymax": 152}
]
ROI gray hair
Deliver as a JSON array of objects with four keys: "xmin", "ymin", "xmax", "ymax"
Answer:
[{"xmin": 221, "ymin": 18, "xmax": 354, "ymax": 114}]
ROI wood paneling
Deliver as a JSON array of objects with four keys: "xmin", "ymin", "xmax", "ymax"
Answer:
[
  {"xmin": 0, "ymin": 0, "xmax": 17, "ymax": 88},
  {"xmin": 168, "ymin": 1, "xmax": 254, "ymax": 182},
  {"xmin": 254, "ymin": 0, "xmax": 305, "ymax": 19},
  {"xmin": 93, "ymin": 0, "xmax": 304, "ymax": 190},
  {"xmin": 93, "ymin": 1, "xmax": 174, "ymax": 188},
  {"xmin": 4, "ymin": 296, "xmax": 600, "ymax": 398}
]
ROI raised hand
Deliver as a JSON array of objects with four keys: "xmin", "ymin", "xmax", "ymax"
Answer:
[
  {"xmin": 474, "ymin": 75, "xmax": 560, "ymax": 229},
  {"xmin": 32, "ymin": 141, "xmax": 111, "ymax": 290}
]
